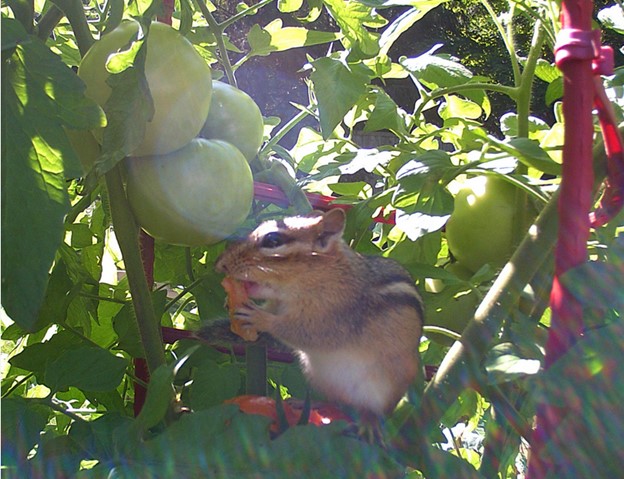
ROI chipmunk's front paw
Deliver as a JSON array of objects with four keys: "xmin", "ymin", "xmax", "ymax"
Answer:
[{"xmin": 233, "ymin": 301, "xmax": 273, "ymax": 332}]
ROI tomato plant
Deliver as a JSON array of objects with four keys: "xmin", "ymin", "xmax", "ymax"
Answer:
[
  {"xmin": 200, "ymin": 80, "xmax": 265, "ymax": 161},
  {"xmin": 2, "ymin": 0, "xmax": 623, "ymax": 477},
  {"xmin": 78, "ymin": 20, "xmax": 213, "ymax": 157},
  {"xmin": 126, "ymin": 138, "xmax": 253, "ymax": 246}
]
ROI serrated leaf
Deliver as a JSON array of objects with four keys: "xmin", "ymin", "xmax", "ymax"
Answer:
[
  {"xmin": 1, "ymin": 19, "xmax": 105, "ymax": 332},
  {"xmin": 247, "ymin": 19, "xmax": 340, "ymax": 57},
  {"xmin": 323, "ymin": 0, "xmax": 381, "ymax": 58},
  {"xmin": 44, "ymin": 346, "xmax": 128, "ymax": 392},
  {"xmin": 533, "ymin": 58, "xmax": 561, "ymax": 83},
  {"xmin": 310, "ymin": 57, "xmax": 370, "ymax": 139},
  {"xmin": 69, "ymin": 412, "xmax": 133, "ymax": 462}
]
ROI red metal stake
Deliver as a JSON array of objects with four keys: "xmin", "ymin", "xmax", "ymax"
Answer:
[{"xmin": 528, "ymin": 1, "xmax": 596, "ymax": 476}]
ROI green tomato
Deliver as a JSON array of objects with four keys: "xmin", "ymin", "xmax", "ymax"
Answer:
[
  {"xmin": 446, "ymin": 175, "xmax": 523, "ymax": 273},
  {"xmin": 199, "ymin": 81, "xmax": 263, "ymax": 161},
  {"xmin": 125, "ymin": 138, "xmax": 253, "ymax": 246},
  {"xmin": 78, "ymin": 20, "xmax": 212, "ymax": 157}
]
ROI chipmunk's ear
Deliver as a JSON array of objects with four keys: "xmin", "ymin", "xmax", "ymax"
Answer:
[{"xmin": 316, "ymin": 209, "xmax": 346, "ymax": 250}]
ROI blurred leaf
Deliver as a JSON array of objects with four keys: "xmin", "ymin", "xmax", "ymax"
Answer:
[
  {"xmin": 533, "ymin": 58, "xmax": 561, "ymax": 83},
  {"xmin": 189, "ymin": 360, "xmax": 242, "ymax": 410},
  {"xmin": 560, "ymin": 261, "xmax": 624, "ymax": 310},
  {"xmin": 598, "ymin": 5, "xmax": 624, "ymax": 34},
  {"xmin": 69, "ymin": 412, "xmax": 133, "ymax": 462},
  {"xmin": 392, "ymin": 151, "xmax": 455, "ymax": 238},
  {"xmin": 1, "ymin": 398, "xmax": 49, "ymax": 467},
  {"xmin": 484, "ymin": 342, "xmax": 541, "ymax": 385},
  {"xmin": 545, "ymin": 77, "xmax": 563, "ymax": 105},
  {"xmin": 310, "ymin": 57, "xmax": 370, "ymax": 139},
  {"xmin": 44, "ymin": 346, "xmax": 128, "ymax": 392},
  {"xmin": 536, "ymin": 320, "xmax": 624, "ymax": 476},
  {"xmin": 1, "ymin": 18, "xmax": 104, "ymax": 332}
]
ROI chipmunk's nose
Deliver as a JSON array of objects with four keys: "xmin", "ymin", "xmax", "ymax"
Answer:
[{"xmin": 215, "ymin": 254, "xmax": 228, "ymax": 274}]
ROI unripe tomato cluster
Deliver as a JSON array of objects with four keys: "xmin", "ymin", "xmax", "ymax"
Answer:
[{"xmin": 77, "ymin": 20, "xmax": 265, "ymax": 246}]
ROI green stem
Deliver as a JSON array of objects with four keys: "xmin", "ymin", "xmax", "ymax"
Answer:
[
  {"xmin": 50, "ymin": 0, "xmax": 94, "ymax": 56},
  {"xmin": 219, "ymin": 0, "xmax": 274, "ymax": 30},
  {"xmin": 260, "ymin": 108, "xmax": 311, "ymax": 159},
  {"xmin": 104, "ymin": 165, "xmax": 166, "ymax": 374},
  {"xmin": 2, "ymin": 373, "xmax": 35, "ymax": 398},
  {"xmin": 36, "ymin": 5, "xmax": 65, "ymax": 40},
  {"xmin": 7, "ymin": 0, "xmax": 34, "ymax": 33},
  {"xmin": 194, "ymin": 0, "xmax": 237, "ymax": 85},
  {"xmin": 516, "ymin": 21, "xmax": 546, "ymax": 140},
  {"xmin": 479, "ymin": 0, "xmax": 521, "ymax": 85}
]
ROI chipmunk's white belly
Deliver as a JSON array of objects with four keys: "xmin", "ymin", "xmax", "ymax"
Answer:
[{"xmin": 297, "ymin": 348, "xmax": 394, "ymax": 415}]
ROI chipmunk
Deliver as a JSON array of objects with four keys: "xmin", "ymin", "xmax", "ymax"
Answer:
[{"xmin": 214, "ymin": 208, "xmax": 424, "ymax": 425}]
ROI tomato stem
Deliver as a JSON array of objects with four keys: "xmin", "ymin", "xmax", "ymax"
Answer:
[{"xmin": 104, "ymin": 165, "xmax": 166, "ymax": 374}]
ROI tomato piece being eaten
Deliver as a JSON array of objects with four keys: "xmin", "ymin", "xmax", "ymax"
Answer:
[{"xmin": 222, "ymin": 276, "xmax": 259, "ymax": 341}]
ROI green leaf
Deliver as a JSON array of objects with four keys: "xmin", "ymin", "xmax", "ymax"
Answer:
[
  {"xmin": 96, "ymin": 36, "xmax": 153, "ymax": 175},
  {"xmin": 9, "ymin": 330, "xmax": 84, "ymax": 377},
  {"xmin": 44, "ymin": 346, "xmax": 128, "ymax": 392},
  {"xmin": 505, "ymin": 137, "xmax": 562, "ymax": 175},
  {"xmin": 364, "ymin": 88, "xmax": 407, "ymax": 134},
  {"xmin": 69, "ymin": 412, "xmax": 133, "ymax": 462},
  {"xmin": 358, "ymin": 0, "xmax": 446, "ymax": 7},
  {"xmin": 533, "ymin": 58, "xmax": 561, "ymax": 83},
  {"xmin": 278, "ymin": 0, "xmax": 303, "ymax": 13},
  {"xmin": 323, "ymin": 0, "xmax": 381, "ymax": 58},
  {"xmin": 401, "ymin": 49, "xmax": 473, "ymax": 89},
  {"xmin": 1, "ymin": 398, "xmax": 49, "ymax": 466},
  {"xmin": 379, "ymin": 2, "xmax": 447, "ymax": 55},
  {"xmin": 545, "ymin": 77, "xmax": 563, "ymax": 105},
  {"xmin": 484, "ymin": 342, "xmax": 541, "ymax": 384},
  {"xmin": 113, "ymin": 290, "xmax": 167, "ymax": 358},
  {"xmin": 310, "ymin": 57, "xmax": 370, "ymax": 139},
  {"xmin": 598, "ymin": 5, "xmax": 624, "ymax": 34},
  {"xmin": 1, "ymin": 18, "xmax": 105, "ymax": 332},
  {"xmin": 247, "ymin": 19, "xmax": 341, "ymax": 57},
  {"xmin": 189, "ymin": 360, "xmax": 242, "ymax": 410},
  {"xmin": 439, "ymin": 95, "xmax": 483, "ymax": 120}
]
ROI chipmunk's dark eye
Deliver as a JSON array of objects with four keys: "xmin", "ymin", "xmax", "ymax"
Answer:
[{"xmin": 260, "ymin": 232, "xmax": 287, "ymax": 249}]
